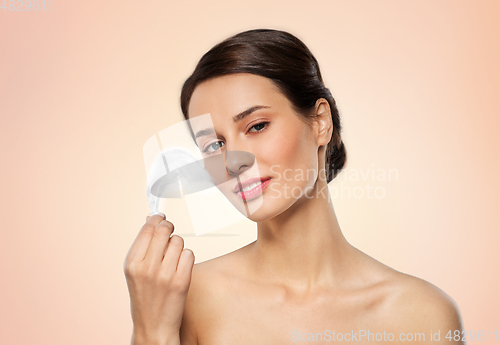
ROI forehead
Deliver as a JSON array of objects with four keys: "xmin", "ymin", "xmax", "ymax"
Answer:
[{"xmin": 187, "ymin": 73, "xmax": 287, "ymax": 119}]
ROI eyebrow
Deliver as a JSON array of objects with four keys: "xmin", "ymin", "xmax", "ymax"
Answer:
[
  {"xmin": 194, "ymin": 105, "xmax": 270, "ymax": 140},
  {"xmin": 232, "ymin": 105, "xmax": 270, "ymax": 123}
]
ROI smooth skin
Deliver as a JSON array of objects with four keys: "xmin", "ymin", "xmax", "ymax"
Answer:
[{"xmin": 125, "ymin": 73, "xmax": 464, "ymax": 345}]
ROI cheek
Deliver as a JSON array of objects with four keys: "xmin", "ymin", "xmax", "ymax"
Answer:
[{"xmin": 256, "ymin": 121, "xmax": 313, "ymax": 172}]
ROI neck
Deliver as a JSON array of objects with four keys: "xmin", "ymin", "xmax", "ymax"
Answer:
[{"xmin": 247, "ymin": 179, "xmax": 356, "ymax": 292}]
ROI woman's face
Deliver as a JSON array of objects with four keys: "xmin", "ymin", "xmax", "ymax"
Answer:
[{"xmin": 187, "ymin": 73, "xmax": 329, "ymax": 222}]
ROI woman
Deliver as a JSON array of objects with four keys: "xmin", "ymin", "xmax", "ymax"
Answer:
[{"xmin": 124, "ymin": 29, "xmax": 464, "ymax": 345}]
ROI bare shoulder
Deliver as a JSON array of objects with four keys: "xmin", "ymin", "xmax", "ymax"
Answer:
[
  {"xmin": 352, "ymin": 247, "xmax": 464, "ymax": 342},
  {"xmin": 376, "ymin": 266, "xmax": 465, "ymax": 342},
  {"xmin": 190, "ymin": 243, "xmax": 248, "ymax": 289},
  {"xmin": 180, "ymin": 246, "xmax": 248, "ymax": 344}
]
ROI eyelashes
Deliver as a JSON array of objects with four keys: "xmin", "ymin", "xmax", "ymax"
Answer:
[
  {"xmin": 248, "ymin": 121, "xmax": 269, "ymax": 133},
  {"xmin": 202, "ymin": 121, "xmax": 270, "ymax": 154}
]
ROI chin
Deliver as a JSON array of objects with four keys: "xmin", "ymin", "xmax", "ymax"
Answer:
[
  {"xmin": 248, "ymin": 197, "xmax": 298, "ymax": 223},
  {"xmin": 245, "ymin": 208, "xmax": 275, "ymax": 223}
]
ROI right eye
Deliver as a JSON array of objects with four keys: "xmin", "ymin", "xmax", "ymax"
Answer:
[{"xmin": 203, "ymin": 141, "xmax": 225, "ymax": 154}]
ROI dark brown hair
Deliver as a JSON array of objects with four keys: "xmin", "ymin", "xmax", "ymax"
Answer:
[{"xmin": 180, "ymin": 28, "xmax": 347, "ymax": 183}]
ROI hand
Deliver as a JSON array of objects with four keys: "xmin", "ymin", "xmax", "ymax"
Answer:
[{"xmin": 124, "ymin": 213, "xmax": 195, "ymax": 344}]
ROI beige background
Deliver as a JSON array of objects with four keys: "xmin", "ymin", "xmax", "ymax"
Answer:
[{"xmin": 1, "ymin": 1, "xmax": 499, "ymax": 344}]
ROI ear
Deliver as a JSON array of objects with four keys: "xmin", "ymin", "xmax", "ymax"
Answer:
[{"xmin": 312, "ymin": 98, "xmax": 333, "ymax": 147}]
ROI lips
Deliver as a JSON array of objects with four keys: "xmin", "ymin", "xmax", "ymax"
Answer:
[{"xmin": 233, "ymin": 177, "xmax": 271, "ymax": 193}]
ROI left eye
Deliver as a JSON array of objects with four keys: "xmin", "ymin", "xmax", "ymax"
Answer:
[{"xmin": 248, "ymin": 122, "xmax": 269, "ymax": 133}]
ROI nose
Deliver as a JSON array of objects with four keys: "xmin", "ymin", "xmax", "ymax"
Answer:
[
  {"xmin": 201, "ymin": 139, "xmax": 256, "ymax": 185},
  {"xmin": 224, "ymin": 150, "xmax": 255, "ymax": 179}
]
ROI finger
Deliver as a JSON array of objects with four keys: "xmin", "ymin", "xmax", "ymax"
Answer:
[
  {"xmin": 143, "ymin": 220, "xmax": 175, "ymax": 265},
  {"xmin": 125, "ymin": 214, "xmax": 167, "ymax": 264},
  {"xmin": 162, "ymin": 235, "xmax": 185, "ymax": 275},
  {"xmin": 161, "ymin": 228, "xmax": 181, "ymax": 256},
  {"xmin": 176, "ymin": 248, "xmax": 195, "ymax": 282},
  {"xmin": 146, "ymin": 212, "xmax": 165, "ymax": 222}
]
